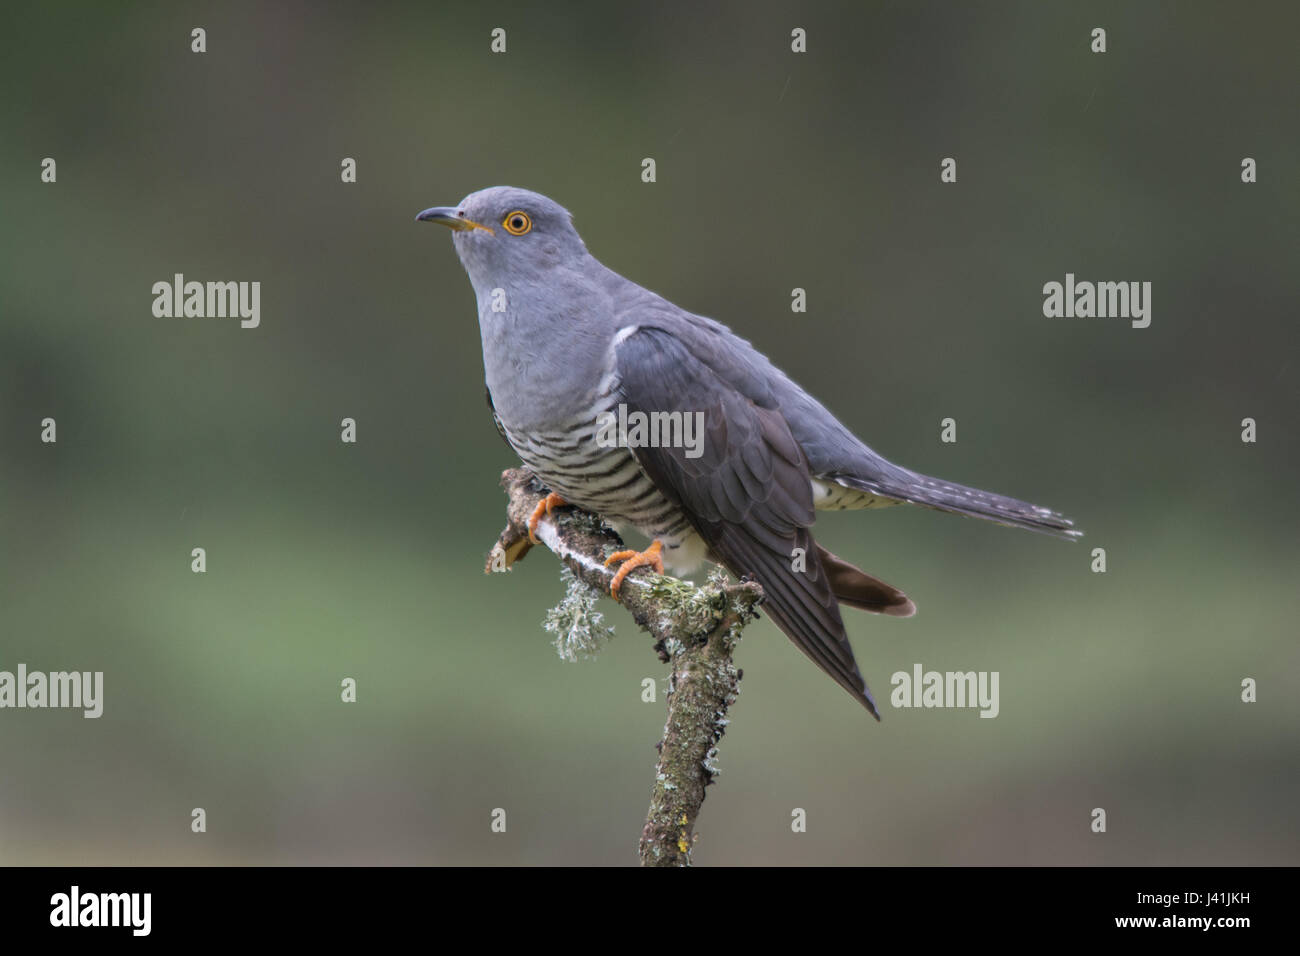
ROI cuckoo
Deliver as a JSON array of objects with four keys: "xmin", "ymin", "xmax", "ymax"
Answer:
[{"xmin": 417, "ymin": 186, "xmax": 1079, "ymax": 718}]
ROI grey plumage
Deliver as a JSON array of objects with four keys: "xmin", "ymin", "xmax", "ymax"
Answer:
[{"xmin": 419, "ymin": 186, "xmax": 1079, "ymax": 718}]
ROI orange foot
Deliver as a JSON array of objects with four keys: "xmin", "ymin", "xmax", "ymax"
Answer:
[
  {"xmin": 527, "ymin": 492, "xmax": 567, "ymax": 544},
  {"xmin": 604, "ymin": 540, "xmax": 664, "ymax": 601}
]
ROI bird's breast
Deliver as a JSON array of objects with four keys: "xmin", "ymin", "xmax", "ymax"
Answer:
[{"xmin": 497, "ymin": 403, "xmax": 699, "ymax": 559}]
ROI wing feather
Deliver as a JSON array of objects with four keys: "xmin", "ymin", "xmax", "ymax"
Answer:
[{"xmin": 613, "ymin": 326, "xmax": 879, "ymax": 716}]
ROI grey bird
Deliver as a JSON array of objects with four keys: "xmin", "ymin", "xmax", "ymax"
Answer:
[{"xmin": 417, "ymin": 186, "xmax": 1079, "ymax": 718}]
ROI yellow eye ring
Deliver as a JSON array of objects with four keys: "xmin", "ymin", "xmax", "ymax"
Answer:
[{"xmin": 502, "ymin": 211, "xmax": 532, "ymax": 236}]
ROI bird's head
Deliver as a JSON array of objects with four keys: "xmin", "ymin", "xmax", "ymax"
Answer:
[{"xmin": 416, "ymin": 186, "xmax": 588, "ymax": 289}]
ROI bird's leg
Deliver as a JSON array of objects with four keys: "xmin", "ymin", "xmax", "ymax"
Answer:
[
  {"xmin": 604, "ymin": 540, "xmax": 665, "ymax": 601},
  {"xmin": 527, "ymin": 492, "xmax": 568, "ymax": 544}
]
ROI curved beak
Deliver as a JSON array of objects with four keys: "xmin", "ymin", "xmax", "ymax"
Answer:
[{"xmin": 415, "ymin": 206, "xmax": 494, "ymax": 234}]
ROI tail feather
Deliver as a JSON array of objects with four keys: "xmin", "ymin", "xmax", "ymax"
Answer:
[
  {"xmin": 817, "ymin": 545, "xmax": 916, "ymax": 617},
  {"xmin": 828, "ymin": 465, "xmax": 1081, "ymax": 540}
]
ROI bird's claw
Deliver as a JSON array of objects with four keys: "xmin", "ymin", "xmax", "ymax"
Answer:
[
  {"xmin": 527, "ymin": 492, "xmax": 567, "ymax": 544},
  {"xmin": 604, "ymin": 540, "xmax": 665, "ymax": 601}
]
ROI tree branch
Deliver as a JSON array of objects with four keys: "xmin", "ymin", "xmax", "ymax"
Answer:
[{"xmin": 486, "ymin": 468, "xmax": 763, "ymax": 866}]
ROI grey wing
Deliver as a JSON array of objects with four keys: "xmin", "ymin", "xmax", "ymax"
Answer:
[
  {"xmin": 613, "ymin": 325, "xmax": 880, "ymax": 716},
  {"xmin": 620, "ymin": 299, "xmax": 1079, "ymax": 538}
]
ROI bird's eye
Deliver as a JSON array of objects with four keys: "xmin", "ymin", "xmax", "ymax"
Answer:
[{"xmin": 502, "ymin": 211, "xmax": 532, "ymax": 235}]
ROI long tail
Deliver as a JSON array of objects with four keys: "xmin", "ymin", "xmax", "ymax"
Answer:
[{"xmin": 828, "ymin": 465, "xmax": 1081, "ymax": 540}]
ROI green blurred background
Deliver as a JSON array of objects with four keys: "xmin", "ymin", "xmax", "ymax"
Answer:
[{"xmin": 1, "ymin": 0, "xmax": 1296, "ymax": 865}]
